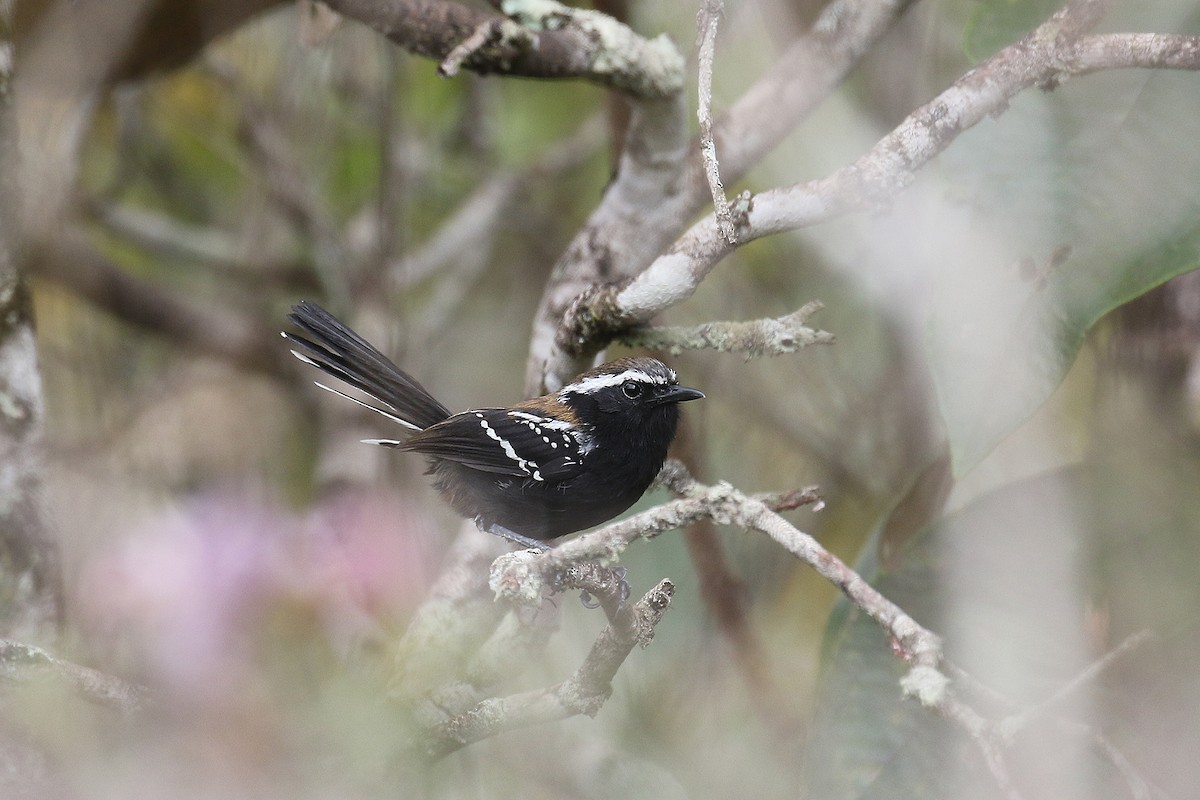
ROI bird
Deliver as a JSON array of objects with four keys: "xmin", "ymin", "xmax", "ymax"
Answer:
[{"xmin": 283, "ymin": 301, "xmax": 703, "ymax": 549}]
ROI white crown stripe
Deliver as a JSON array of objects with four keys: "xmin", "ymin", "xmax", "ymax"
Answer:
[{"xmin": 560, "ymin": 368, "xmax": 674, "ymax": 396}]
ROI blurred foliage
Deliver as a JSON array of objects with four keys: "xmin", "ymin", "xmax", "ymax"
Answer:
[
  {"xmin": 964, "ymin": 0, "xmax": 1061, "ymax": 62},
  {"xmin": 9, "ymin": 0, "xmax": 1200, "ymax": 799}
]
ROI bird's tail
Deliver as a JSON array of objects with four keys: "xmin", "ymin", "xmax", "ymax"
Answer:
[{"xmin": 283, "ymin": 301, "xmax": 452, "ymax": 433}]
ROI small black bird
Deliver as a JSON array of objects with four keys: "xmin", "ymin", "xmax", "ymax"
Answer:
[{"xmin": 283, "ymin": 301, "xmax": 703, "ymax": 548}]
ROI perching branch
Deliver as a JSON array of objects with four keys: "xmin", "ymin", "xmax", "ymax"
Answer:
[{"xmin": 489, "ymin": 461, "xmax": 935, "ymax": 667}]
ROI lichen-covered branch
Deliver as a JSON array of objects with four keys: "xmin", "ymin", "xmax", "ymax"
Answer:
[
  {"xmin": 425, "ymin": 578, "xmax": 675, "ymax": 760},
  {"xmin": 0, "ymin": 2, "xmax": 61, "ymax": 638},
  {"xmin": 619, "ymin": 300, "xmax": 835, "ymax": 358},
  {"xmin": 488, "ymin": 462, "xmax": 937, "ymax": 665}
]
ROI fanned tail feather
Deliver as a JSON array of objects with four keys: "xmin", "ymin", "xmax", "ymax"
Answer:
[{"xmin": 283, "ymin": 301, "xmax": 452, "ymax": 432}]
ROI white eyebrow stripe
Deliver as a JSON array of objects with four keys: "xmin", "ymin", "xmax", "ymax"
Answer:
[{"xmin": 560, "ymin": 368, "xmax": 674, "ymax": 395}]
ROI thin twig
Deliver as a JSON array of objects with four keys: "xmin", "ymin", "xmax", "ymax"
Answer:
[
  {"xmin": 696, "ymin": 0, "xmax": 735, "ymax": 243},
  {"xmin": 936, "ymin": 696, "xmax": 1027, "ymax": 800},
  {"xmin": 438, "ymin": 19, "xmax": 499, "ymax": 78}
]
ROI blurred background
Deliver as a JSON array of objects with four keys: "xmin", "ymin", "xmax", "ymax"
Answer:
[{"xmin": 3, "ymin": 0, "xmax": 1200, "ymax": 798}]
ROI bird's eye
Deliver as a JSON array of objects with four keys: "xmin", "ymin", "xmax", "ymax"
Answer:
[{"xmin": 621, "ymin": 381, "xmax": 643, "ymax": 399}]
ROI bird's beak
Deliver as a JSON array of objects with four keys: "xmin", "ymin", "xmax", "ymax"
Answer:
[{"xmin": 651, "ymin": 385, "xmax": 705, "ymax": 406}]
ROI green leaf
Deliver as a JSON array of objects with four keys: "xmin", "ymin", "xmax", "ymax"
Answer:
[{"xmin": 927, "ymin": 71, "xmax": 1200, "ymax": 474}]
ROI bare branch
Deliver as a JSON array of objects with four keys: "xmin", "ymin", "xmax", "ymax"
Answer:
[
  {"xmin": 490, "ymin": 462, "xmax": 937, "ymax": 670},
  {"xmin": 932, "ymin": 694, "xmax": 1027, "ymax": 800},
  {"xmin": 0, "ymin": 0, "xmax": 62, "ymax": 638},
  {"xmin": 425, "ymin": 579, "xmax": 675, "ymax": 759},
  {"xmin": 1064, "ymin": 32, "xmax": 1200, "ymax": 73},
  {"xmin": 619, "ymin": 300, "xmax": 835, "ymax": 357},
  {"xmin": 945, "ymin": 630, "xmax": 1163, "ymax": 800},
  {"xmin": 525, "ymin": 89, "xmax": 691, "ymax": 393}
]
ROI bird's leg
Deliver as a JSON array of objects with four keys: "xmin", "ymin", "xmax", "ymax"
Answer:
[{"xmin": 480, "ymin": 520, "xmax": 552, "ymax": 552}]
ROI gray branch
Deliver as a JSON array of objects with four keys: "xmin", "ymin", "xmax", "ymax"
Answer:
[
  {"xmin": 489, "ymin": 462, "xmax": 936, "ymax": 668},
  {"xmin": 619, "ymin": 300, "xmax": 834, "ymax": 358},
  {"xmin": 696, "ymin": 0, "xmax": 735, "ymax": 244}
]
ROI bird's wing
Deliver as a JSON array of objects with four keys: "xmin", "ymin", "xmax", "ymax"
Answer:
[{"xmin": 400, "ymin": 409, "xmax": 587, "ymax": 482}]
